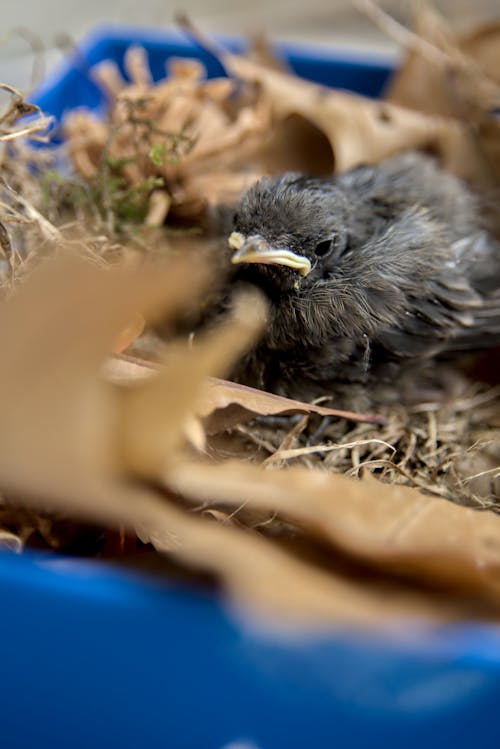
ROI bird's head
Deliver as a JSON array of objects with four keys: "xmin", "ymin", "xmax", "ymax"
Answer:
[{"xmin": 229, "ymin": 173, "xmax": 349, "ymax": 297}]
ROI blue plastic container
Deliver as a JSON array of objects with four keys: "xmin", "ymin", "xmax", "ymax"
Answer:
[{"xmin": 2, "ymin": 26, "xmax": 500, "ymax": 749}]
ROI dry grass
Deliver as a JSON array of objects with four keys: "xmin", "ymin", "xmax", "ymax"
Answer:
[{"xmin": 227, "ymin": 377, "xmax": 500, "ymax": 508}]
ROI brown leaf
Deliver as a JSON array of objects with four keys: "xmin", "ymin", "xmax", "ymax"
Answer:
[
  {"xmin": 64, "ymin": 47, "xmax": 271, "ymax": 222},
  {"xmin": 246, "ymin": 31, "xmax": 292, "ymax": 74},
  {"xmin": 174, "ymin": 169, "xmax": 261, "ymax": 211},
  {"xmin": 192, "ymin": 40, "xmax": 470, "ymax": 176},
  {"xmin": 113, "ymin": 313, "xmax": 145, "ymax": 353},
  {"xmin": 383, "ymin": 2, "xmax": 500, "ymax": 184},
  {"xmin": 105, "ymin": 355, "xmax": 386, "ymax": 429},
  {"xmin": 116, "ymin": 289, "xmax": 267, "ymax": 477},
  {"xmin": 198, "ymin": 377, "xmax": 387, "ymax": 432},
  {"xmin": 0, "ymin": 251, "xmax": 205, "ymax": 492},
  {"xmin": 258, "ymin": 113, "xmax": 335, "ymax": 177},
  {"xmin": 458, "ymin": 22, "xmax": 500, "ymax": 85},
  {"xmin": 383, "ymin": 1, "xmax": 459, "ymax": 117},
  {"xmin": 129, "ymin": 480, "xmax": 472, "ymax": 628},
  {"xmin": 103, "ymin": 353, "xmax": 158, "ymax": 384},
  {"xmin": 169, "ymin": 459, "xmax": 500, "ymax": 604}
]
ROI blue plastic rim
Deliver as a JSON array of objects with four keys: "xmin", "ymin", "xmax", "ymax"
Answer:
[
  {"xmin": 33, "ymin": 25, "xmax": 394, "ymax": 122},
  {"xmin": 2, "ymin": 26, "xmax": 500, "ymax": 749}
]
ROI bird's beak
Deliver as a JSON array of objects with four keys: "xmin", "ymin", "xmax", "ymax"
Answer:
[{"xmin": 229, "ymin": 232, "xmax": 311, "ymax": 277}]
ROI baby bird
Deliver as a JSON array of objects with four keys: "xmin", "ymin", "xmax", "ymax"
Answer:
[{"xmin": 226, "ymin": 152, "xmax": 500, "ymax": 400}]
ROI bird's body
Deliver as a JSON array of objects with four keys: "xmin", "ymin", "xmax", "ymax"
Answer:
[{"xmin": 225, "ymin": 152, "xmax": 500, "ymax": 401}]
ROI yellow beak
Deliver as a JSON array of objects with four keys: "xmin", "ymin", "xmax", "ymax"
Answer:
[{"xmin": 228, "ymin": 232, "xmax": 311, "ymax": 277}]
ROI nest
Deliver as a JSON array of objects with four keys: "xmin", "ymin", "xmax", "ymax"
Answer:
[{"xmin": 0, "ymin": 3, "xmax": 500, "ymax": 627}]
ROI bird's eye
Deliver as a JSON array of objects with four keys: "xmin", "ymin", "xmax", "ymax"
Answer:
[
  {"xmin": 315, "ymin": 239, "xmax": 334, "ymax": 257},
  {"xmin": 314, "ymin": 235, "xmax": 346, "ymax": 259}
]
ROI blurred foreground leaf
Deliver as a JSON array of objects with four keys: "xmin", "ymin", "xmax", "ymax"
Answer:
[{"xmin": 0, "ymin": 252, "xmax": 499, "ymax": 629}]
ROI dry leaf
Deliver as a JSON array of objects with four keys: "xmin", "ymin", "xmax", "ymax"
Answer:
[
  {"xmin": 0, "ymin": 250, "xmax": 206, "ymax": 491},
  {"xmin": 461, "ymin": 22, "xmax": 500, "ymax": 82},
  {"xmin": 381, "ymin": 1, "xmax": 500, "ymax": 184},
  {"xmin": 169, "ymin": 459, "xmax": 500, "ymax": 603},
  {"xmin": 175, "ymin": 18, "xmax": 478, "ymax": 179},
  {"xmin": 223, "ymin": 51, "xmax": 465, "ymax": 174},
  {"xmin": 64, "ymin": 22, "xmax": 489, "ymax": 221},
  {"xmin": 117, "ymin": 289, "xmax": 267, "ymax": 477},
  {"xmin": 199, "ymin": 377, "xmax": 386, "ymax": 432},
  {"xmin": 383, "ymin": 2, "xmax": 459, "ymax": 117},
  {"xmin": 113, "ymin": 313, "xmax": 146, "ymax": 353},
  {"xmin": 63, "ymin": 47, "xmax": 271, "ymax": 222},
  {"xmin": 102, "ymin": 353, "xmax": 158, "ymax": 384},
  {"xmin": 105, "ymin": 355, "xmax": 386, "ymax": 430}
]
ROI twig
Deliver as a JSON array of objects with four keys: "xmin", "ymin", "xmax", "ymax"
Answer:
[
  {"xmin": 264, "ymin": 438, "xmax": 395, "ymax": 467},
  {"xmin": 0, "ymin": 221, "xmax": 13, "ymax": 283},
  {"xmin": 462, "ymin": 466, "xmax": 500, "ymax": 484},
  {"xmin": 0, "ymin": 83, "xmax": 39, "ymax": 125},
  {"xmin": 0, "ymin": 176, "xmax": 61, "ymax": 241},
  {"xmin": 352, "ymin": 0, "xmax": 448, "ymax": 66},
  {"xmin": 453, "ymin": 385, "xmax": 500, "ymax": 412},
  {"xmin": 353, "ymin": 0, "xmax": 500, "ymax": 103},
  {"xmin": 175, "ymin": 13, "xmax": 231, "ymax": 73},
  {"xmin": 10, "ymin": 28, "xmax": 46, "ymax": 93},
  {"xmin": 234, "ymin": 424, "xmax": 277, "ymax": 454},
  {"xmin": 0, "ymin": 118, "xmax": 53, "ymax": 142}
]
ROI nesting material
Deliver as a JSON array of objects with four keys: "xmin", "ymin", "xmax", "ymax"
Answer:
[{"xmin": 0, "ymin": 4, "xmax": 500, "ymax": 628}]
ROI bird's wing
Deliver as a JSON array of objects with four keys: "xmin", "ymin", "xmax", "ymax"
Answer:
[
  {"xmin": 442, "ymin": 291, "xmax": 500, "ymax": 352},
  {"xmin": 376, "ymin": 231, "xmax": 500, "ymax": 359}
]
